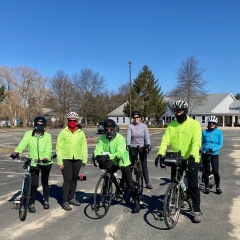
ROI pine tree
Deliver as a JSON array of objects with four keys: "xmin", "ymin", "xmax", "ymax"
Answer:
[{"xmin": 124, "ymin": 65, "xmax": 166, "ymax": 121}]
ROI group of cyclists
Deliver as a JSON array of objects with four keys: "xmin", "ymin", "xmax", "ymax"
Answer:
[{"xmin": 10, "ymin": 99, "xmax": 224, "ymax": 224}]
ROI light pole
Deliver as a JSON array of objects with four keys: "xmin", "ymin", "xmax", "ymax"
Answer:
[{"xmin": 128, "ymin": 61, "xmax": 132, "ymax": 119}]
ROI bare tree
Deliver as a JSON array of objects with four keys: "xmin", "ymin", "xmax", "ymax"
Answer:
[
  {"xmin": 72, "ymin": 68, "xmax": 105, "ymax": 126},
  {"xmin": 48, "ymin": 70, "xmax": 79, "ymax": 126},
  {"xmin": 168, "ymin": 55, "xmax": 207, "ymax": 114}
]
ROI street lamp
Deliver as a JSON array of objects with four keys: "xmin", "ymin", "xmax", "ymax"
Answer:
[{"xmin": 128, "ymin": 61, "xmax": 132, "ymax": 119}]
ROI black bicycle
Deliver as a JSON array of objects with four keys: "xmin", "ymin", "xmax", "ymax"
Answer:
[
  {"xmin": 12, "ymin": 157, "xmax": 49, "ymax": 221},
  {"xmin": 129, "ymin": 146, "xmax": 144, "ymax": 195},
  {"xmin": 93, "ymin": 168, "xmax": 131, "ymax": 219},
  {"xmin": 163, "ymin": 158, "xmax": 193, "ymax": 229}
]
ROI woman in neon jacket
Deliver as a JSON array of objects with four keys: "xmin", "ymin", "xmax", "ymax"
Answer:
[
  {"xmin": 56, "ymin": 112, "xmax": 88, "ymax": 211},
  {"xmin": 202, "ymin": 116, "xmax": 223, "ymax": 194},
  {"xmin": 10, "ymin": 116, "xmax": 52, "ymax": 212}
]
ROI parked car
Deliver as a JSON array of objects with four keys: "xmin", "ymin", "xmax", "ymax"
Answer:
[
  {"xmin": 97, "ymin": 121, "xmax": 120, "ymax": 134},
  {"xmin": 97, "ymin": 121, "xmax": 105, "ymax": 133}
]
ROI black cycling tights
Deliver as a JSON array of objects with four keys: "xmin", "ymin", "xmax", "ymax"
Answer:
[{"xmin": 202, "ymin": 154, "xmax": 220, "ymax": 188}]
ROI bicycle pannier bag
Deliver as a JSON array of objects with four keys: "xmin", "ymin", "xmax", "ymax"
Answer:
[{"xmin": 164, "ymin": 151, "xmax": 182, "ymax": 166}]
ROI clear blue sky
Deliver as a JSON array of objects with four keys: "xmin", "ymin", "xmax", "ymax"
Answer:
[{"xmin": 1, "ymin": 1, "xmax": 239, "ymax": 96}]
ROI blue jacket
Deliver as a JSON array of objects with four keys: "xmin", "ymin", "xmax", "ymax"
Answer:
[{"xmin": 202, "ymin": 128, "xmax": 223, "ymax": 155}]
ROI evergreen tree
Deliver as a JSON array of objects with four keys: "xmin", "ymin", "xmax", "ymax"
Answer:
[
  {"xmin": 124, "ymin": 65, "xmax": 166, "ymax": 121},
  {"xmin": 235, "ymin": 93, "xmax": 240, "ymax": 100}
]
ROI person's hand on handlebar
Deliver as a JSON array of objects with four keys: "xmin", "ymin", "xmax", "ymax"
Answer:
[
  {"xmin": 42, "ymin": 158, "xmax": 49, "ymax": 163},
  {"xmin": 155, "ymin": 154, "xmax": 165, "ymax": 168},
  {"xmin": 10, "ymin": 152, "xmax": 19, "ymax": 159}
]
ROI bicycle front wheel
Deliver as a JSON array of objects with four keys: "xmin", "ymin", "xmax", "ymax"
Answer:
[
  {"xmin": 163, "ymin": 183, "xmax": 181, "ymax": 229},
  {"xmin": 94, "ymin": 174, "xmax": 113, "ymax": 218},
  {"xmin": 19, "ymin": 175, "xmax": 31, "ymax": 221},
  {"xmin": 133, "ymin": 160, "xmax": 143, "ymax": 195}
]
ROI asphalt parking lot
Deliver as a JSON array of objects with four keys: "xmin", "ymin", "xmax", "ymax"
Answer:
[{"xmin": 0, "ymin": 127, "xmax": 240, "ymax": 240}]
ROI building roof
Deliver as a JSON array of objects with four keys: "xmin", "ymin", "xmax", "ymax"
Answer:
[
  {"xmin": 229, "ymin": 100, "xmax": 240, "ymax": 110},
  {"xmin": 107, "ymin": 102, "xmax": 128, "ymax": 117},
  {"xmin": 191, "ymin": 93, "xmax": 232, "ymax": 114}
]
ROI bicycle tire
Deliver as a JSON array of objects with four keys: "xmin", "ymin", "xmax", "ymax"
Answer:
[
  {"xmin": 122, "ymin": 179, "xmax": 133, "ymax": 204},
  {"xmin": 94, "ymin": 174, "xmax": 113, "ymax": 218},
  {"xmin": 19, "ymin": 174, "xmax": 31, "ymax": 221},
  {"xmin": 209, "ymin": 171, "xmax": 215, "ymax": 189},
  {"xmin": 163, "ymin": 183, "xmax": 181, "ymax": 229},
  {"xmin": 135, "ymin": 160, "xmax": 143, "ymax": 195}
]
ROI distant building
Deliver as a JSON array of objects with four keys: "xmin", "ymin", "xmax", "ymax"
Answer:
[{"xmin": 107, "ymin": 93, "xmax": 240, "ymax": 127}]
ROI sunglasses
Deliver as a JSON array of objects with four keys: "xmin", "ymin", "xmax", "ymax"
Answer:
[
  {"xmin": 105, "ymin": 127, "xmax": 114, "ymax": 132},
  {"xmin": 208, "ymin": 122, "xmax": 216, "ymax": 125},
  {"xmin": 35, "ymin": 123, "xmax": 43, "ymax": 126},
  {"xmin": 133, "ymin": 116, "xmax": 140, "ymax": 119},
  {"xmin": 68, "ymin": 120, "xmax": 77, "ymax": 122}
]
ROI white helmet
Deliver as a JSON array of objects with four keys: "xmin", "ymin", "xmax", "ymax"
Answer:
[
  {"xmin": 208, "ymin": 116, "xmax": 218, "ymax": 123},
  {"xmin": 173, "ymin": 100, "xmax": 188, "ymax": 110},
  {"xmin": 66, "ymin": 111, "xmax": 79, "ymax": 119}
]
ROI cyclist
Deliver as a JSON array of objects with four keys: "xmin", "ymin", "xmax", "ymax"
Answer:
[
  {"xmin": 10, "ymin": 116, "xmax": 52, "ymax": 212},
  {"xmin": 202, "ymin": 116, "xmax": 224, "ymax": 194},
  {"xmin": 126, "ymin": 110, "xmax": 153, "ymax": 189},
  {"xmin": 155, "ymin": 100, "xmax": 202, "ymax": 223},
  {"xmin": 93, "ymin": 119, "xmax": 140, "ymax": 213},
  {"xmin": 56, "ymin": 112, "xmax": 88, "ymax": 211}
]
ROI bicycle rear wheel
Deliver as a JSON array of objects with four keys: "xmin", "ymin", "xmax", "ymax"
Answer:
[
  {"xmin": 19, "ymin": 175, "xmax": 31, "ymax": 221},
  {"xmin": 133, "ymin": 160, "xmax": 143, "ymax": 195},
  {"xmin": 209, "ymin": 171, "xmax": 215, "ymax": 189},
  {"xmin": 163, "ymin": 183, "xmax": 181, "ymax": 229},
  {"xmin": 94, "ymin": 174, "xmax": 113, "ymax": 218}
]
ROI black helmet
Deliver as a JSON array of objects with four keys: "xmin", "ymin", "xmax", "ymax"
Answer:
[
  {"xmin": 131, "ymin": 110, "xmax": 141, "ymax": 118},
  {"xmin": 104, "ymin": 119, "xmax": 116, "ymax": 128},
  {"xmin": 34, "ymin": 116, "xmax": 47, "ymax": 127}
]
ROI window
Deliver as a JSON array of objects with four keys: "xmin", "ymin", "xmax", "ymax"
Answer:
[
  {"xmin": 116, "ymin": 117, "xmax": 119, "ymax": 123},
  {"xmin": 123, "ymin": 117, "xmax": 125, "ymax": 123},
  {"xmin": 202, "ymin": 116, "xmax": 205, "ymax": 123}
]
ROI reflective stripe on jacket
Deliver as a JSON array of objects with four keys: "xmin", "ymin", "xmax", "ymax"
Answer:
[
  {"xmin": 56, "ymin": 127, "xmax": 88, "ymax": 165},
  {"xmin": 158, "ymin": 116, "xmax": 202, "ymax": 162},
  {"xmin": 14, "ymin": 130, "xmax": 52, "ymax": 167},
  {"xmin": 94, "ymin": 132, "xmax": 131, "ymax": 167}
]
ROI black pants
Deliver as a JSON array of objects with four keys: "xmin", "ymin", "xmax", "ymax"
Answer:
[
  {"xmin": 61, "ymin": 160, "xmax": 82, "ymax": 203},
  {"xmin": 30, "ymin": 164, "xmax": 52, "ymax": 203},
  {"xmin": 202, "ymin": 153, "xmax": 220, "ymax": 188},
  {"xmin": 129, "ymin": 147, "xmax": 150, "ymax": 185},
  {"xmin": 110, "ymin": 165, "xmax": 137, "ymax": 199}
]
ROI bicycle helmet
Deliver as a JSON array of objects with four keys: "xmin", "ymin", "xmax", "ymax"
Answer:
[
  {"xmin": 104, "ymin": 119, "xmax": 117, "ymax": 140},
  {"xmin": 34, "ymin": 116, "xmax": 47, "ymax": 127},
  {"xmin": 131, "ymin": 110, "xmax": 141, "ymax": 118},
  {"xmin": 66, "ymin": 111, "xmax": 79, "ymax": 119},
  {"xmin": 103, "ymin": 119, "xmax": 117, "ymax": 128},
  {"xmin": 208, "ymin": 116, "xmax": 218, "ymax": 123},
  {"xmin": 172, "ymin": 100, "xmax": 188, "ymax": 110}
]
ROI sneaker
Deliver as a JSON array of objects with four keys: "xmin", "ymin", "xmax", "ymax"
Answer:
[
  {"xmin": 216, "ymin": 188, "xmax": 222, "ymax": 194},
  {"xmin": 193, "ymin": 212, "xmax": 202, "ymax": 223},
  {"xmin": 62, "ymin": 202, "xmax": 72, "ymax": 211},
  {"xmin": 69, "ymin": 199, "xmax": 81, "ymax": 206},
  {"xmin": 28, "ymin": 204, "xmax": 36, "ymax": 213},
  {"xmin": 204, "ymin": 188, "xmax": 210, "ymax": 194},
  {"xmin": 146, "ymin": 184, "xmax": 153, "ymax": 189},
  {"xmin": 43, "ymin": 201, "xmax": 50, "ymax": 209}
]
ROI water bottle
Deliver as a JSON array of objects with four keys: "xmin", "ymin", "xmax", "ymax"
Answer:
[
  {"xmin": 180, "ymin": 179, "xmax": 186, "ymax": 192},
  {"xmin": 183, "ymin": 176, "xmax": 188, "ymax": 190},
  {"xmin": 113, "ymin": 172, "xmax": 121, "ymax": 186}
]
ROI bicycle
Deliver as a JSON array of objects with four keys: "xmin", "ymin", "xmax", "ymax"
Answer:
[
  {"xmin": 93, "ymin": 167, "xmax": 132, "ymax": 219},
  {"xmin": 129, "ymin": 146, "xmax": 144, "ymax": 195},
  {"xmin": 162, "ymin": 155, "xmax": 193, "ymax": 229},
  {"xmin": 12, "ymin": 156, "xmax": 50, "ymax": 221}
]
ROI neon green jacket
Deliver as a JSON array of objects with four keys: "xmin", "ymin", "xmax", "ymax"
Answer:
[
  {"xmin": 158, "ymin": 116, "xmax": 202, "ymax": 162},
  {"xmin": 14, "ymin": 130, "xmax": 52, "ymax": 167},
  {"xmin": 94, "ymin": 133, "xmax": 131, "ymax": 167},
  {"xmin": 56, "ymin": 127, "xmax": 88, "ymax": 165}
]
